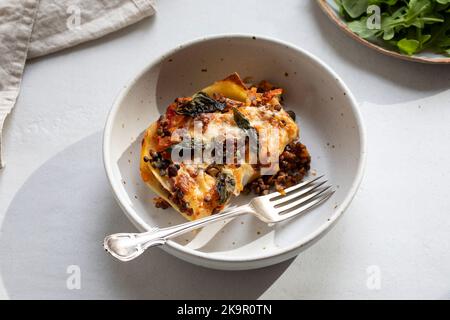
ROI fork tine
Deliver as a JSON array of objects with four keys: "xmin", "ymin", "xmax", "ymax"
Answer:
[
  {"xmin": 271, "ymin": 179, "xmax": 327, "ymax": 205},
  {"xmin": 267, "ymin": 175, "xmax": 325, "ymax": 200},
  {"xmin": 276, "ymin": 186, "xmax": 332, "ymax": 212},
  {"xmin": 277, "ymin": 190, "xmax": 335, "ymax": 221}
]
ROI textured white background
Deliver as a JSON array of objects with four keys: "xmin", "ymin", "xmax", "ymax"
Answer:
[{"xmin": 0, "ymin": 0, "xmax": 449, "ymax": 299}]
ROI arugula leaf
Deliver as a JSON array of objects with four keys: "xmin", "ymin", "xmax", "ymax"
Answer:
[
  {"xmin": 342, "ymin": 0, "xmax": 369, "ymax": 18},
  {"xmin": 397, "ymin": 38, "xmax": 421, "ymax": 54},
  {"xmin": 335, "ymin": 0, "xmax": 450, "ymax": 56}
]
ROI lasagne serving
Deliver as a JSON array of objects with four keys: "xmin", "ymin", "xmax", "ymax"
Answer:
[{"xmin": 140, "ymin": 73, "xmax": 311, "ymax": 221}]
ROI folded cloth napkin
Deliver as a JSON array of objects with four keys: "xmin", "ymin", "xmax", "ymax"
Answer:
[{"xmin": 0, "ymin": 0, "xmax": 155, "ymax": 168}]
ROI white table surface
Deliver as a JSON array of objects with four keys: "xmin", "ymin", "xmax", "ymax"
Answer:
[{"xmin": 0, "ymin": 0, "xmax": 449, "ymax": 299}]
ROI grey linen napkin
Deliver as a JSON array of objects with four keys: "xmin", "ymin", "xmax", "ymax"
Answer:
[{"xmin": 0, "ymin": 0, "xmax": 156, "ymax": 168}]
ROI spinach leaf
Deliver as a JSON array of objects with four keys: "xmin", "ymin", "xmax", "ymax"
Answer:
[
  {"xmin": 176, "ymin": 92, "xmax": 226, "ymax": 116},
  {"xmin": 233, "ymin": 108, "xmax": 252, "ymax": 130},
  {"xmin": 233, "ymin": 108, "xmax": 259, "ymax": 155},
  {"xmin": 216, "ymin": 172, "xmax": 236, "ymax": 204}
]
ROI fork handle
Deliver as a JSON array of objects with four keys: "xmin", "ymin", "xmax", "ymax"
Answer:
[{"xmin": 104, "ymin": 204, "xmax": 254, "ymax": 262}]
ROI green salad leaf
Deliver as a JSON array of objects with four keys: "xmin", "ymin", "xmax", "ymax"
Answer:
[{"xmin": 335, "ymin": 0, "xmax": 450, "ymax": 56}]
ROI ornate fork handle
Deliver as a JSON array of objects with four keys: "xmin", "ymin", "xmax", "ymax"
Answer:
[{"xmin": 104, "ymin": 204, "xmax": 254, "ymax": 262}]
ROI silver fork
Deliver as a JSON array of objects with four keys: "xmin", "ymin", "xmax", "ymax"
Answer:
[{"xmin": 104, "ymin": 175, "xmax": 333, "ymax": 262}]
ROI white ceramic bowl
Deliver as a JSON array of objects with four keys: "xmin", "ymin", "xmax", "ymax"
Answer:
[{"xmin": 103, "ymin": 34, "xmax": 366, "ymax": 270}]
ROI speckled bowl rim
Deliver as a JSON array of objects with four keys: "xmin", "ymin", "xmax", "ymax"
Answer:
[{"xmin": 103, "ymin": 34, "xmax": 367, "ymax": 267}]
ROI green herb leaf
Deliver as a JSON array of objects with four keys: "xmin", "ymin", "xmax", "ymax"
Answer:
[
  {"xmin": 216, "ymin": 172, "xmax": 235, "ymax": 204},
  {"xmin": 232, "ymin": 108, "xmax": 259, "ymax": 155},
  {"xmin": 176, "ymin": 92, "xmax": 226, "ymax": 116},
  {"xmin": 397, "ymin": 38, "xmax": 421, "ymax": 54},
  {"xmin": 342, "ymin": 0, "xmax": 369, "ymax": 18},
  {"xmin": 233, "ymin": 108, "xmax": 252, "ymax": 130},
  {"xmin": 348, "ymin": 17, "xmax": 380, "ymax": 38},
  {"xmin": 335, "ymin": 0, "xmax": 450, "ymax": 57}
]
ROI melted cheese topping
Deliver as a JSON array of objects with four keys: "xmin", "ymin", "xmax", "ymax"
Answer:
[{"xmin": 140, "ymin": 73, "xmax": 300, "ymax": 221}]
